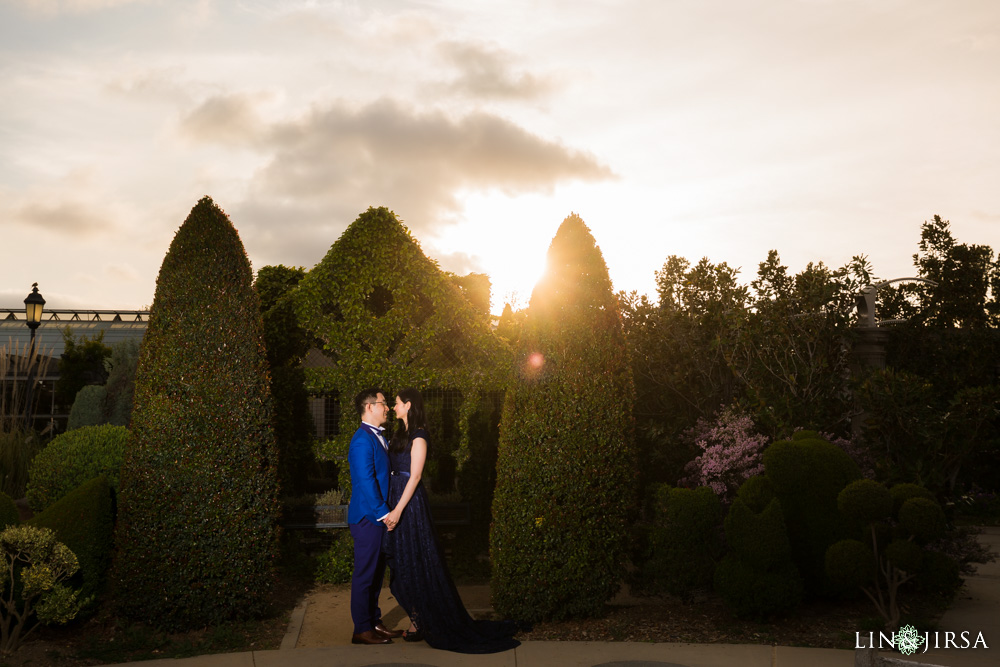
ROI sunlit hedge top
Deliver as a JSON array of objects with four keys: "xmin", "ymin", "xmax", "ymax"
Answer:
[{"xmin": 292, "ymin": 206, "xmax": 511, "ymax": 466}]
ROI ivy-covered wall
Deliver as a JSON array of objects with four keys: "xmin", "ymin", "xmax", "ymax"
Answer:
[{"xmin": 290, "ymin": 206, "xmax": 511, "ymax": 495}]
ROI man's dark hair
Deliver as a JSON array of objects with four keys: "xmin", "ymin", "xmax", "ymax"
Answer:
[{"xmin": 354, "ymin": 387, "xmax": 384, "ymax": 417}]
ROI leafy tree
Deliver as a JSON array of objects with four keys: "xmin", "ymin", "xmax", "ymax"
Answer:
[
  {"xmin": 113, "ymin": 196, "xmax": 278, "ymax": 630},
  {"xmin": 908, "ymin": 215, "xmax": 1000, "ymax": 328},
  {"xmin": 0, "ymin": 525, "xmax": 85, "ymax": 652},
  {"xmin": 449, "ymin": 272, "xmax": 492, "ymax": 318},
  {"xmin": 56, "ymin": 329, "xmax": 111, "ymax": 410},
  {"xmin": 101, "ymin": 337, "xmax": 140, "ymax": 427},
  {"xmin": 491, "ymin": 214, "xmax": 637, "ymax": 621},
  {"xmin": 619, "ymin": 257, "xmax": 745, "ymax": 487},
  {"xmin": 727, "ymin": 252, "xmax": 870, "ymax": 435}
]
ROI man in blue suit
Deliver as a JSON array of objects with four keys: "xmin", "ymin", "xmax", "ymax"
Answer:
[{"xmin": 348, "ymin": 387, "xmax": 404, "ymax": 644}]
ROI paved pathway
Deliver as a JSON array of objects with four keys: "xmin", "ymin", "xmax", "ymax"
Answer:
[{"xmin": 99, "ymin": 527, "xmax": 999, "ymax": 667}]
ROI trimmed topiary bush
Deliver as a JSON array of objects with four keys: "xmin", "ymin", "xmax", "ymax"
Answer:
[
  {"xmin": 28, "ymin": 476, "xmax": 114, "ymax": 614},
  {"xmin": 26, "ymin": 424, "xmax": 127, "ymax": 512},
  {"xmin": 636, "ymin": 486, "xmax": 724, "ymax": 601},
  {"xmin": 67, "ymin": 385, "xmax": 107, "ymax": 431},
  {"xmin": 763, "ymin": 432, "xmax": 860, "ymax": 596},
  {"xmin": 825, "ymin": 539, "xmax": 874, "ymax": 590},
  {"xmin": 112, "ymin": 196, "xmax": 279, "ymax": 630},
  {"xmin": 715, "ymin": 490, "xmax": 802, "ymax": 618},
  {"xmin": 491, "ymin": 214, "xmax": 637, "ymax": 621},
  {"xmin": 837, "ymin": 479, "xmax": 892, "ymax": 527},
  {"xmin": 889, "ymin": 483, "xmax": 936, "ymax": 515},
  {"xmin": 735, "ymin": 475, "xmax": 774, "ymax": 513},
  {"xmin": 0, "ymin": 493, "xmax": 18, "ymax": 530},
  {"xmin": 898, "ymin": 497, "xmax": 946, "ymax": 543}
]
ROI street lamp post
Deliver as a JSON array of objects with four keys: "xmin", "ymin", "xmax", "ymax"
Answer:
[{"xmin": 23, "ymin": 283, "xmax": 45, "ymax": 430}]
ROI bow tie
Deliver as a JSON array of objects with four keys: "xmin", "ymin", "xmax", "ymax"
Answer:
[{"xmin": 369, "ymin": 426, "xmax": 385, "ymax": 434}]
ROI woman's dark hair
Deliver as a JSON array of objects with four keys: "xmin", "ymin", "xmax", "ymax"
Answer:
[{"xmin": 389, "ymin": 387, "xmax": 429, "ymax": 453}]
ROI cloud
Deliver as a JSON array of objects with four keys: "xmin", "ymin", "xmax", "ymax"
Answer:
[
  {"xmin": 179, "ymin": 92, "xmax": 269, "ymax": 145},
  {"xmin": 5, "ymin": 0, "xmax": 147, "ymax": 15},
  {"xmin": 434, "ymin": 250, "xmax": 481, "ymax": 276},
  {"xmin": 0, "ymin": 168, "xmax": 126, "ymax": 237},
  {"xmin": 105, "ymin": 66, "xmax": 203, "ymax": 106},
  {"xmin": 180, "ymin": 96, "xmax": 615, "ymax": 259},
  {"xmin": 12, "ymin": 199, "xmax": 114, "ymax": 235},
  {"xmin": 434, "ymin": 41, "xmax": 556, "ymax": 100}
]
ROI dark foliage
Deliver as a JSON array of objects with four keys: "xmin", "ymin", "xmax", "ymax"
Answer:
[
  {"xmin": 255, "ymin": 265, "xmax": 314, "ymax": 497},
  {"xmin": 0, "ymin": 492, "xmax": 18, "ymax": 530},
  {"xmin": 112, "ymin": 196, "xmax": 279, "ymax": 630}
]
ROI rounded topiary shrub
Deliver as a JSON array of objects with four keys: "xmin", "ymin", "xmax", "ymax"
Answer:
[
  {"xmin": 916, "ymin": 550, "xmax": 961, "ymax": 595},
  {"xmin": 889, "ymin": 483, "xmax": 936, "ymax": 515},
  {"xmin": 715, "ymin": 496, "xmax": 802, "ymax": 618},
  {"xmin": 491, "ymin": 214, "xmax": 637, "ymax": 621},
  {"xmin": 637, "ymin": 486, "xmax": 724, "ymax": 600},
  {"xmin": 898, "ymin": 497, "xmax": 946, "ymax": 543},
  {"xmin": 763, "ymin": 433, "xmax": 860, "ymax": 595},
  {"xmin": 838, "ymin": 479, "xmax": 892, "ymax": 527},
  {"xmin": 26, "ymin": 424, "xmax": 127, "ymax": 512},
  {"xmin": 885, "ymin": 539, "xmax": 923, "ymax": 574},
  {"xmin": 112, "ymin": 196, "xmax": 278, "ymax": 630},
  {"xmin": 28, "ymin": 476, "xmax": 114, "ymax": 613},
  {"xmin": 0, "ymin": 493, "xmax": 18, "ymax": 530},
  {"xmin": 714, "ymin": 554, "xmax": 803, "ymax": 619},
  {"xmin": 825, "ymin": 539, "xmax": 875, "ymax": 590},
  {"xmin": 735, "ymin": 475, "xmax": 774, "ymax": 514}
]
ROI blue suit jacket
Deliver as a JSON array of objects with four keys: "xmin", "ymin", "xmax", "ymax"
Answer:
[{"xmin": 347, "ymin": 425, "xmax": 391, "ymax": 525}]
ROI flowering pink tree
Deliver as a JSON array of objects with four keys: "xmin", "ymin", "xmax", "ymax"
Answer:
[{"xmin": 679, "ymin": 406, "xmax": 768, "ymax": 502}]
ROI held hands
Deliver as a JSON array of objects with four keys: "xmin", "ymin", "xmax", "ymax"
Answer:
[{"xmin": 383, "ymin": 509, "xmax": 402, "ymax": 531}]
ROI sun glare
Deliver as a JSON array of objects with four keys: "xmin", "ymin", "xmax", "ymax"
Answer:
[{"xmin": 435, "ymin": 192, "xmax": 557, "ymax": 315}]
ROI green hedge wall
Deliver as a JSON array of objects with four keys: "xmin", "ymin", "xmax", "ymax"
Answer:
[
  {"xmin": 112, "ymin": 196, "xmax": 279, "ymax": 630},
  {"xmin": 491, "ymin": 214, "xmax": 637, "ymax": 621}
]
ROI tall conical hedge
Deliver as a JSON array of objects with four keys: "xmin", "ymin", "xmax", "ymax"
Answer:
[
  {"xmin": 490, "ymin": 214, "xmax": 637, "ymax": 621},
  {"xmin": 113, "ymin": 196, "xmax": 278, "ymax": 630}
]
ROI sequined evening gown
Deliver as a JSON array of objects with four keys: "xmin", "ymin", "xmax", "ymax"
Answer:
[{"xmin": 384, "ymin": 428, "xmax": 519, "ymax": 654}]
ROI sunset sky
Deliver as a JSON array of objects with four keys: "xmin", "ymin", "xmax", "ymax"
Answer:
[{"xmin": 2, "ymin": 0, "xmax": 999, "ymax": 315}]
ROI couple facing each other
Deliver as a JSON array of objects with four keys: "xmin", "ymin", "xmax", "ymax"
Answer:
[{"xmin": 347, "ymin": 386, "xmax": 520, "ymax": 654}]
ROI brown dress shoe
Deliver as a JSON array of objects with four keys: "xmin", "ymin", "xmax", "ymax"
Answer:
[
  {"xmin": 374, "ymin": 621, "xmax": 404, "ymax": 638},
  {"xmin": 352, "ymin": 629, "xmax": 392, "ymax": 644}
]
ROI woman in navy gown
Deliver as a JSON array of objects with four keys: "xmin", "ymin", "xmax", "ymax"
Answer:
[{"xmin": 383, "ymin": 387, "xmax": 520, "ymax": 653}]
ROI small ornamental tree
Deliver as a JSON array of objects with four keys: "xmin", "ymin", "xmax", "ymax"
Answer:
[
  {"xmin": 491, "ymin": 214, "xmax": 637, "ymax": 621},
  {"xmin": 679, "ymin": 406, "xmax": 768, "ymax": 503},
  {"xmin": 825, "ymin": 480, "xmax": 953, "ymax": 628},
  {"xmin": 112, "ymin": 196, "xmax": 278, "ymax": 630}
]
